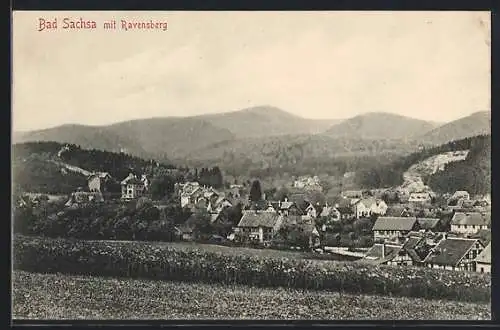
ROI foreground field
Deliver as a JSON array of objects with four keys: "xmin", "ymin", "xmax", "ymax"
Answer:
[
  {"xmin": 15, "ymin": 235, "xmax": 491, "ymax": 303},
  {"xmin": 89, "ymin": 239, "xmax": 353, "ymax": 262},
  {"xmin": 13, "ymin": 271, "xmax": 490, "ymax": 320}
]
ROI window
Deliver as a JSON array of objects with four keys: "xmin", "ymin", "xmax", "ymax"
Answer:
[{"xmin": 481, "ymin": 267, "xmax": 484, "ymax": 273}]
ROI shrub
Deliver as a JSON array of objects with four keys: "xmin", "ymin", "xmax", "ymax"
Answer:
[{"xmin": 13, "ymin": 235, "xmax": 491, "ymax": 303}]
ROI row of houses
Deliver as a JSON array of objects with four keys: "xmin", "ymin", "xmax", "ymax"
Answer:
[
  {"xmin": 362, "ymin": 232, "xmax": 491, "ymax": 273},
  {"xmin": 372, "ymin": 212, "xmax": 490, "ymax": 243}
]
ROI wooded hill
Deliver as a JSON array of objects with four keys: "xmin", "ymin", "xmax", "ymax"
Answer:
[{"xmin": 355, "ymin": 134, "xmax": 491, "ymax": 194}]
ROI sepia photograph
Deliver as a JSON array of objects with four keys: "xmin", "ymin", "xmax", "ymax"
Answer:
[{"xmin": 11, "ymin": 10, "xmax": 491, "ymax": 321}]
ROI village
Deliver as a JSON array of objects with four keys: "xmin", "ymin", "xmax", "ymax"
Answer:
[{"xmin": 24, "ymin": 167, "xmax": 491, "ymax": 276}]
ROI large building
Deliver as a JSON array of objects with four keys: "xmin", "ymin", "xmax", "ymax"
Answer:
[
  {"xmin": 450, "ymin": 212, "xmax": 490, "ymax": 235},
  {"xmin": 236, "ymin": 211, "xmax": 283, "ymax": 243},
  {"xmin": 372, "ymin": 216, "xmax": 419, "ymax": 243},
  {"xmin": 121, "ymin": 173, "xmax": 148, "ymax": 200},
  {"xmin": 423, "ymin": 237, "xmax": 484, "ymax": 272}
]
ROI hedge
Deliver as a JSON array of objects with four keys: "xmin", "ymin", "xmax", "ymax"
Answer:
[{"xmin": 13, "ymin": 235, "xmax": 491, "ymax": 303}]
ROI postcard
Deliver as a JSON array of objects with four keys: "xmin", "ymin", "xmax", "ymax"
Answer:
[{"xmin": 11, "ymin": 10, "xmax": 491, "ymax": 321}]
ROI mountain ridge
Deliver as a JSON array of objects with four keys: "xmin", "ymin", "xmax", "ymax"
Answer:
[{"xmin": 13, "ymin": 107, "xmax": 490, "ymax": 161}]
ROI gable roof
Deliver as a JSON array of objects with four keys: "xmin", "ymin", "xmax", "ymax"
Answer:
[
  {"xmin": 121, "ymin": 173, "xmax": 136, "ymax": 185},
  {"xmin": 355, "ymin": 198, "xmax": 378, "ymax": 208},
  {"xmin": 336, "ymin": 199, "xmax": 354, "ymax": 213},
  {"xmin": 362, "ymin": 244, "xmax": 403, "ymax": 264},
  {"xmin": 280, "ymin": 201, "xmax": 295, "ymax": 210},
  {"xmin": 320, "ymin": 206, "xmax": 339, "ymax": 217},
  {"xmin": 372, "ymin": 217, "xmax": 418, "ymax": 231},
  {"xmin": 453, "ymin": 190, "xmax": 470, "ymax": 198},
  {"xmin": 475, "ymin": 242, "xmax": 491, "ymax": 264},
  {"xmin": 424, "ymin": 238, "xmax": 482, "ymax": 267},
  {"xmin": 409, "ymin": 192, "xmax": 431, "ymax": 199},
  {"xmin": 237, "ymin": 211, "xmax": 280, "ymax": 228},
  {"xmin": 402, "ymin": 236, "xmax": 427, "ymax": 262},
  {"xmin": 451, "ymin": 212, "xmax": 490, "ymax": 226},
  {"xmin": 416, "ymin": 218, "xmax": 440, "ymax": 230},
  {"xmin": 342, "ymin": 190, "xmax": 363, "ymax": 198},
  {"xmin": 385, "ymin": 206, "xmax": 408, "ymax": 217}
]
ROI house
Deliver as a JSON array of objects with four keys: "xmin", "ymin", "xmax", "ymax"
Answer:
[
  {"xmin": 319, "ymin": 205, "xmax": 341, "ymax": 221},
  {"xmin": 236, "ymin": 210, "xmax": 284, "ymax": 243},
  {"xmin": 353, "ymin": 198, "xmax": 388, "ymax": 219},
  {"xmin": 65, "ymin": 191, "xmax": 104, "ymax": 206},
  {"xmin": 304, "ymin": 203, "xmax": 323, "ymax": 219},
  {"xmin": 277, "ymin": 215, "xmax": 321, "ymax": 248},
  {"xmin": 408, "ymin": 192, "xmax": 432, "ymax": 204},
  {"xmin": 179, "ymin": 182, "xmax": 201, "ymax": 207},
  {"xmin": 416, "ymin": 218, "xmax": 441, "ymax": 232},
  {"xmin": 121, "ymin": 173, "xmax": 147, "ymax": 200},
  {"xmin": 174, "ymin": 223, "xmax": 194, "ymax": 241},
  {"xmin": 423, "ymin": 238, "xmax": 484, "ymax": 272},
  {"xmin": 452, "ymin": 190, "xmax": 470, "ymax": 201},
  {"xmin": 341, "ymin": 190, "xmax": 363, "ymax": 199},
  {"xmin": 282, "ymin": 223, "xmax": 321, "ymax": 249},
  {"xmin": 293, "ymin": 175, "xmax": 321, "ymax": 190},
  {"xmin": 475, "ymin": 242, "xmax": 491, "ymax": 273},
  {"xmin": 87, "ymin": 172, "xmax": 113, "ymax": 193},
  {"xmin": 385, "ymin": 205, "xmax": 411, "ymax": 217},
  {"xmin": 372, "ymin": 216, "xmax": 419, "ymax": 243},
  {"xmin": 450, "ymin": 212, "xmax": 490, "ymax": 235},
  {"xmin": 336, "ymin": 199, "xmax": 356, "ymax": 220},
  {"xmin": 207, "ymin": 197, "xmax": 232, "ymax": 214},
  {"xmin": 277, "ymin": 198, "xmax": 302, "ymax": 216},
  {"xmin": 361, "ymin": 243, "xmax": 404, "ymax": 265},
  {"xmin": 246, "ymin": 199, "xmax": 271, "ymax": 211}
]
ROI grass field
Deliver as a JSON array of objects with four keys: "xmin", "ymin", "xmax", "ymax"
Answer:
[
  {"xmin": 88, "ymin": 239, "xmax": 354, "ymax": 263},
  {"xmin": 12, "ymin": 271, "xmax": 490, "ymax": 320}
]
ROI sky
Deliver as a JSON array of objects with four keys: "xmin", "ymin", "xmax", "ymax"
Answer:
[{"xmin": 12, "ymin": 11, "xmax": 491, "ymax": 131}]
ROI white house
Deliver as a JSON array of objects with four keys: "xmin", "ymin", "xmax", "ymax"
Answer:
[
  {"xmin": 121, "ymin": 173, "xmax": 147, "ymax": 200},
  {"xmin": 87, "ymin": 172, "xmax": 113, "ymax": 193},
  {"xmin": 236, "ymin": 211, "xmax": 283, "ymax": 243},
  {"xmin": 452, "ymin": 190, "xmax": 470, "ymax": 201},
  {"xmin": 450, "ymin": 212, "xmax": 490, "ymax": 235},
  {"xmin": 475, "ymin": 242, "xmax": 491, "ymax": 274},
  {"xmin": 408, "ymin": 192, "xmax": 432, "ymax": 204},
  {"xmin": 353, "ymin": 198, "xmax": 388, "ymax": 219},
  {"xmin": 372, "ymin": 216, "xmax": 419, "ymax": 243}
]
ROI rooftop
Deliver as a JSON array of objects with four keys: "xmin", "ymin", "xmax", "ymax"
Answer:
[
  {"xmin": 424, "ymin": 238, "xmax": 482, "ymax": 267},
  {"xmin": 237, "ymin": 211, "xmax": 280, "ymax": 228},
  {"xmin": 372, "ymin": 216, "xmax": 418, "ymax": 231},
  {"xmin": 451, "ymin": 212, "xmax": 490, "ymax": 226},
  {"xmin": 475, "ymin": 242, "xmax": 491, "ymax": 264}
]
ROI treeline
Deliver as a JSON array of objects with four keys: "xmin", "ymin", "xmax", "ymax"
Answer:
[
  {"xmin": 12, "ymin": 141, "xmax": 227, "ymax": 196},
  {"xmin": 12, "ymin": 141, "xmax": 176, "ymax": 180},
  {"xmin": 181, "ymin": 135, "xmax": 418, "ymax": 179},
  {"xmin": 13, "ymin": 195, "xmax": 243, "ymax": 242},
  {"xmin": 12, "ymin": 157, "xmax": 88, "ymax": 194},
  {"xmin": 191, "ymin": 167, "xmax": 224, "ymax": 188},
  {"xmin": 355, "ymin": 134, "xmax": 491, "ymax": 190}
]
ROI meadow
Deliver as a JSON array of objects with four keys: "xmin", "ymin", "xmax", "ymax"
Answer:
[
  {"xmin": 14, "ymin": 235, "xmax": 491, "ymax": 303},
  {"xmin": 13, "ymin": 271, "xmax": 490, "ymax": 320}
]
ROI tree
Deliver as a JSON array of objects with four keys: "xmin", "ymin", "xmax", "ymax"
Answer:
[
  {"xmin": 249, "ymin": 180, "xmax": 263, "ymax": 202},
  {"xmin": 191, "ymin": 209, "xmax": 213, "ymax": 240},
  {"xmin": 149, "ymin": 174, "xmax": 176, "ymax": 200}
]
